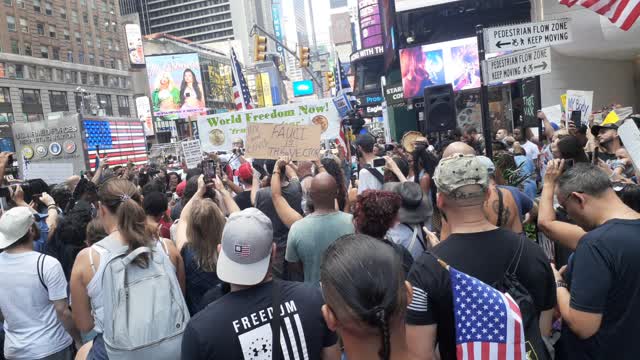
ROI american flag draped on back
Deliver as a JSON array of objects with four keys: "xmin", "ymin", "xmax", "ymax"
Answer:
[
  {"xmin": 559, "ymin": 0, "xmax": 640, "ymax": 31},
  {"xmin": 84, "ymin": 120, "xmax": 148, "ymax": 168},
  {"xmin": 450, "ymin": 266, "xmax": 526, "ymax": 360},
  {"xmin": 230, "ymin": 48, "xmax": 254, "ymax": 111}
]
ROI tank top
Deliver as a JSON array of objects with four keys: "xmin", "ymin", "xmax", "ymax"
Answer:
[{"xmin": 86, "ymin": 234, "xmax": 171, "ymax": 334}]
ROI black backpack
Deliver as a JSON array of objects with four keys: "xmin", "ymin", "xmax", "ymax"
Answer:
[{"xmin": 493, "ymin": 235, "xmax": 550, "ymax": 360}]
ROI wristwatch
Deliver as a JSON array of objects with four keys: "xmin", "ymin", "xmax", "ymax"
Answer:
[{"xmin": 556, "ymin": 280, "xmax": 569, "ymax": 289}]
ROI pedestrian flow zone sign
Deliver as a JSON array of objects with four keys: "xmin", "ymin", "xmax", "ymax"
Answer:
[
  {"xmin": 484, "ymin": 18, "xmax": 572, "ymax": 53},
  {"xmin": 483, "ymin": 46, "xmax": 552, "ymax": 84}
]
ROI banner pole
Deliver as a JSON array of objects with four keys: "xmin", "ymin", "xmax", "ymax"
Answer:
[{"xmin": 476, "ymin": 24, "xmax": 493, "ymax": 159}]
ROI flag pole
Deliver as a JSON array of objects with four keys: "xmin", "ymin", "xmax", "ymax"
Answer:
[{"xmin": 229, "ymin": 47, "xmax": 246, "ymax": 111}]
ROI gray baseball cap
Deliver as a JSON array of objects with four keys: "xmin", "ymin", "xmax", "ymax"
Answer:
[
  {"xmin": 217, "ymin": 208, "xmax": 274, "ymax": 286},
  {"xmin": 434, "ymin": 154, "xmax": 488, "ymax": 197}
]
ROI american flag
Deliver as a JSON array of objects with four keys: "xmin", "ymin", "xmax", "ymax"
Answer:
[
  {"xmin": 450, "ymin": 266, "xmax": 525, "ymax": 360},
  {"xmin": 335, "ymin": 56, "xmax": 353, "ymax": 94},
  {"xmin": 559, "ymin": 0, "xmax": 640, "ymax": 31},
  {"xmin": 84, "ymin": 120, "xmax": 148, "ymax": 168},
  {"xmin": 230, "ymin": 48, "xmax": 254, "ymax": 111},
  {"xmin": 234, "ymin": 244, "xmax": 251, "ymax": 257}
]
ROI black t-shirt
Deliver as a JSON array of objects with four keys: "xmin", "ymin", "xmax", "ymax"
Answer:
[
  {"xmin": 597, "ymin": 151, "xmax": 617, "ymax": 166},
  {"xmin": 406, "ymin": 228, "xmax": 556, "ymax": 360},
  {"xmin": 563, "ymin": 219, "xmax": 640, "ymax": 360},
  {"xmin": 233, "ymin": 190, "xmax": 252, "ymax": 210},
  {"xmin": 182, "ymin": 280, "xmax": 337, "ymax": 360}
]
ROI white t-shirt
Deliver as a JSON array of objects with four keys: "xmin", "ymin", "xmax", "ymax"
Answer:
[
  {"xmin": 521, "ymin": 141, "xmax": 540, "ymax": 163},
  {"xmin": 357, "ymin": 167, "xmax": 383, "ymax": 194},
  {"xmin": 0, "ymin": 252, "xmax": 72, "ymax": 359}
]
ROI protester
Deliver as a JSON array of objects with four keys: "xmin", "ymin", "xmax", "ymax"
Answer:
[
  {"xmin": 0, "ymin": 207, "xmax": 81, "ymax": 359},
  {"xmin": 69, "ymin": 179, "xmax": 185, "ymax": 359},
  {"xmin": 181, "ymin": 208, "xmax": 340, "ymax": 360},
  {"xmin": 320, "ymin": 234, "xmax": 411, "ymax": 360},
  {"xmin": 176, "ymin": 176, "xmax": 225, "ymax": 314},
  {"xmin": 143, "ymin": 191, "xmax": 172, "ymax": 239},
  {"xmin": 356, "ymin": 133, "xmax": 384, "ymax": 193},
  {"xmin": 406, "ymin": 154, "xmax": 555, "ymax": 360},
  {"xmin": 514, "ymin": 126, "xmax": 540, "ymax": 165},
  {"xmin": 285, "ymin": 172, "xmax": 354, "ymax": 284},
  {"xmin": 85, "ymin": 219, "xmax": 107, "ymax": 247},
  {"xmin": 591, "ymin": 118, "xmax": 622, "ymax": 165},
  {"xmin": 321, "ymin": 156, "xmax": 349, "ymax": 211},
  {"xmin": 384, "ymin": 181, "xmax": 433, "ymax": 259},
  {"xmin": 255, "ymin": 159, "xmax": 303, "ymax": 279},
  {"xmin": 550, "ymin": 162, "xmax": 640, "ymax": 359},
  {"xmin": 495, "ymin": 128, "xmax": 509, "ymax": 142},
  {"xmin": 383, "ymin": 156, "xmax": 409, "ymax": 183},
  {"xmin": 167, "ymin": 172, "xmax": 181, "ymax": 193},
  {"xmin": 557, "ymin": 135, "xmax": 590, "ymax": 164},
  {"xmin": 353, "ymin": 190, "xmax": 414, "ymax": 275},
  {"xmin": 232, "ymin": 162, "xmax": 254, "ymax": 210}
]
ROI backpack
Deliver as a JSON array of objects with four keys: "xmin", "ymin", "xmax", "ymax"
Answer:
[
  {"xmin": 98, "ymin": 236, "xmax": 189, "ymax": 360},
  {"xmin": 493, "ymin": 235, "xmax": 551, "ymax": 360}
]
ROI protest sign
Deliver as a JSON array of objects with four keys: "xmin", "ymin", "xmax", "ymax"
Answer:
[
  {"xmin": 197, "ymin": 99, "xmax": 341, "ymax": 153},
  {"xmin": 245, "ymin": 123, "xmax": 321, "ymax": 161},
  {"xmin": 181, "ymin": 140, "xmax": 202, "ymax": 169},
  {"xmin": 541, "ymin": 105, "xmax": 563, "ymax": 126},
  {"xmin": 618, "ymin": 119, "xmax": 640, "ymax": 177},
  {"xmin": 565, "ymin": 90, "xmax": 593, "ymax": 125}
]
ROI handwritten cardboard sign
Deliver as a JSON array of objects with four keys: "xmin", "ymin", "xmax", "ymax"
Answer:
[
  {"xmin": 245, "ymin": 123, "xmax": 321, "ymax": 161},
  {"xmin": 181, "ymin": 140, "xmax": 202, "ymax": 169}
]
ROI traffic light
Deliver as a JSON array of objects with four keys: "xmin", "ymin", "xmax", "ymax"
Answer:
[
  {"xmin": 254, "ymin": 35, "xmax": 267, "ymax": 62},
  {"xmin": 298, "ymin": 46, "xmax": 310, "ymax": 68},
  {"xmin": 325, "ymin": 72, "xmax": 335, "ymax": 89}
]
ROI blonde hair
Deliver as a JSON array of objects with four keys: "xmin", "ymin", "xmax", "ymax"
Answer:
[
  {"xmin": 155, "ymin": 72, "xmax": 175, "ymax": 90},
  {"xmin": 185, "ymin": 199, "xmax": 226, "ymax": 272}
]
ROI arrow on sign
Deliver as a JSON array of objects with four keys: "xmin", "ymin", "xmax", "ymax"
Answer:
[
  {"xmin": 495, "ymin": 41, "xmax": 511, "ymax": 49},
  {"xmin": 534, "ymin": 62, "xmax": 548, "ymax": 70}
]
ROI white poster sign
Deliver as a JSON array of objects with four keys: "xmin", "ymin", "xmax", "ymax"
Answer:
[
  {"xmin": 541, "ymin": 105, "xmax": 563, "ymax": 126},
  {"xmin": 181, "ymin": 140, "xmax": 202, "ymax": 169},
  {"xmin": 197, "ymin": 99, "xmax": 341, "ymax": 153},
  {"xmin": 618, "ymin": 119, "xmax": 640, "ymax": 175},
  {"xmin": 566, "ymin": 90, "xmax": 594, "ymax": 125},
  {"xmin": 24, "ymin": 163, "xmax": 73, "ymax": 185}
]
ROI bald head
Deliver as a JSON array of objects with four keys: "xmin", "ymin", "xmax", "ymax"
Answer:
[
  {"xmin": 310, "ymin": 173, "xmax": 338, "ymax": 210},
  {"xmin": 442, "ymin": 141, "xmax": 475, "ymax": 158}
]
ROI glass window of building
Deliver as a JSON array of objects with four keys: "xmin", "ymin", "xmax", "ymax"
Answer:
[
  {"xmin": 49, "ymin": 25, "xmax": 55, "ymax": 38},
  {"xmin": 71, "ymin": 10, "xmax": 78, "ymax": 23},
  {"xmin": 0, "ymin": 65, "xmax": 5, "ymax": 79},
  {"xmin": 100, "ymin": 0, "xmax": 106, "ymax": 12},
  {"xmin": 24, "ymin": 43, "xmax": 32, "ymax": 56},
  {"xmin": 99, "ymin": 57, "xmax": 104, "ymax": 67},
  {"xmin": 97, "ymin": 94, "xmax": 112, "ymax": 115},
  {"xmin": 60, "ymin": 7, "xmax": 66, "ymax": 19},
  {"xmin": 81, "ymin": 72, "xmax": 87, "ymax": 84},
  {"xmin": 73, "ymin": 71, "xmax": 79, "ymax": 83},
  {"xmin": 36, "ymin": 22, "xmax": 44, "ymax": 35},
  {"xmin": 93, "ymin": 16, "xmax": 98, "ymax": 27},
  {"xmin": 67, "ymin": 51, "xmax": 73, "ymax": 62},
  {"xmin": 7, "ymin": 16, "xmax": 16, "ymax": 32},
  {"xmin": 52, "ymin": 47, "xmax": 59, "ymax": 60},
  {"xmin": 25, "ymin": 113, "xmax": 44, "ymax": 122},
  {"xmin": 114, "ymin": 40, "xmax": 120, "ymax": 51},
  {"xmin": 49, "ymin": 91, "xmax": 69, "ymax": 111},
  {"xmin": 20, "ymin": 89, "xmax": 41, "ymax": 104},
  {"xmin": 64, "ymin": 70, "xmax": 72, "ymax": 83},
  {"xmin": 74, "ymin": 92, "xmax": 83, "ymax": 112},
  {"xmin": 53, "ymin": 68, "xmax": 62, "ymax": 81},
  {"xmin": 0, "ymin": 88, "xmax": 11, "ymax": 103},
  {"xmin": 88, "ymin": 54, "xmax": 94, "ymax": 65},
  {"xmin": 116, "ymin": 59, "xmax": 122, "ymax": 70},
  {"xmin": 45, "ymin": 2, "xmax": 52, "ymax": 15},
  {"xmin": 10, "ymin": 40, "xmax": 19, "ymax": 54},
  {"xmin": 17, "ymin": 0, "xmax": 23, "ymax": 7},
  {"xmin": 79, "ymin": 52, "xmax": 84, "ymax": 64},
  {"xmin": 20, "ymin": 18, "xmax": 28, "ymax": 33},
  {"xmin": 33, "ymin": 0, "xmax": 40, "ymax": 13},
  {"xmin": 26, "ymin": 65, "xmax": 36, "ymax": 79},
  {"xmin": 96, "ymin": 38, "xmax": 101, "ymax": 48},
  {"xmin": 38, "ymin": 67, "xmax": 51, "ymax": 81},
  {"xmin": 83, "ymin": 13, "xmax": 88, "ymax": 23},
  {"xmin": 40, "ymin": 46, "xmax": 48, "ymax": 58},
  {"xmin": 4, "ymin": 0, "xmax": 12, "ymax": 6},
  {"xmin": 14, "ymin": 65, "xmax": 24, "ymax": 79},
  {"xmin": 107, "ymin": 39, "xmax": 112, "ymax": 50},
  {"xmin": 117, "ymin": 95, "xmax": 130, "ymax": 115},
  {"xmin": 63, "ymin": 29, "xmax": 70, "ymax": 40},
  {"xmin": 75, "ymin": 31, "xmax": 81, "ymax": 44},
  {"xmin": 87, "ymin": 38, "xmax": 92, "ymax": 47},
  {"xmin": 0, "ymin": 113, "xmax": 15, "ymax": 123}
]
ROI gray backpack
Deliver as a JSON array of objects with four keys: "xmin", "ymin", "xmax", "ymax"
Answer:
[{"xmin": 98, "ymin": 236, "xmax": 189, "ymax": 360}]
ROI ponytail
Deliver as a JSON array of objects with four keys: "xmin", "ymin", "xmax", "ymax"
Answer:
[
  {"xmin": 117, "ymin": 198, "xmax": 152, "ymax": 267},
  {"xmin": 374, "ymin": 308, "xmax": 391, "ymax": 360}
]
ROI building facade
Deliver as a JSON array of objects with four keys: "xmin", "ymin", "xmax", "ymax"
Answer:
[
  {"xmin": 0, "ymin": 0, "xmax": 135, "ymax": 123},
  {"xmin": 120, "ymin": 0, "xmax": 234, "ymax": 44}
]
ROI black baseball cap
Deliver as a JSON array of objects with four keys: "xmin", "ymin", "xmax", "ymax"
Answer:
[{"xmin": 355, "ymin": 133, "xmax": 376, "ymax": 148}]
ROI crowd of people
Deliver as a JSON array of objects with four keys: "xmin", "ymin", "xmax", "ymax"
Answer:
[{"xmin": 1, "ymin": 108, "xmax": 639, "ymax": 360}]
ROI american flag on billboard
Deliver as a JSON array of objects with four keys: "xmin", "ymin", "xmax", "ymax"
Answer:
[
  {"xmin": 335, "ymin": 57, "xmax": 353, "ymax": 94},
  {"xmin": 450, "ymin": 266, "xmax": 525, "ymax": 360},
  {"xmin": 84, "ymin": 120, "xmax": 148, "ymax": 168},
  {"xmin": 231, "ymin": 48, "xmax": 254, "ymax": 111},
  {"xmin": 559, "ymin": 0, "xmax": 640, "ymax": 31}
]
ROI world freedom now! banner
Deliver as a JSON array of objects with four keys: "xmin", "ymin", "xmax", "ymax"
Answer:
[{"xmin": 197, "ymin": 99, "xmax": 341, "ymax": 153}]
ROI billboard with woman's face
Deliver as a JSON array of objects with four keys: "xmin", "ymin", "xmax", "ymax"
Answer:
[{"xmin": 146, "ymin": 53, "xmax": 206, "ymax": 118}]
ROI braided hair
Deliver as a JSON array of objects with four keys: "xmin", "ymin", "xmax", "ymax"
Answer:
[{"xmin": 320, "ymin": 234, "xmax": 407, "ymax": 360}]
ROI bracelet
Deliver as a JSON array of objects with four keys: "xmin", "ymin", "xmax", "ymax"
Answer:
[
  {"xmin": 556, "ymin": 280, "xmax": 568, "ymax": 289},
  {"xmin": 273, "ymin": 170, "xmax": 281, "ymax": 175},
  {"xmin": 47, "ymin": 205, "xmax": 57, "ymax": 211}
]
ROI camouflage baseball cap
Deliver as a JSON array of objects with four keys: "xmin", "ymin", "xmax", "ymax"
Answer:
[{"xmin": 434, "ymin": 154, "xmax": 488, "ymax": 197}]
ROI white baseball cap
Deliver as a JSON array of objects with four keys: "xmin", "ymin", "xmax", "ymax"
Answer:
[
  {"xmin": 217, "ymin": 208, "xmax": 274, "ymax": 286},
  {"xmin": 0, "ymin": 207, "xmax": 35, "ymax": 249}
]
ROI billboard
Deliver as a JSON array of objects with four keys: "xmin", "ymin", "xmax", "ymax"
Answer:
[
  {"xmin": 135, "ymin": 96, "xmax": 154, "ymax": 135},
  {"xmin": 146, "ymin": 53, "xmax": 206, "ymax": 118},
  {"xmin": 293, "ymin": 80, "xmax": 314, "ymax": 97},
  {"xmin": 125, "ymin": 24, "xmax": 144, "ymax": 65},
  {"xmin": 358, "ymin": 0, "xmax": 383, "ymax": 49},
  {"xmin": 399, "ymin": 37, "xmax": 481, "ymax": 99},
  {"xmin": 272, "ymin": 0, "xmax": 286, "ymax": 60},
  {"xmin": 380, "ymin": 0, "xmax": 396, "ymax": 71}
]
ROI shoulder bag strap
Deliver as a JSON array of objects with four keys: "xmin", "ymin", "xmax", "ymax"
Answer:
[
  {"xmin": 407, "ymin": 225, "xmax": 421, "ymax": 252},
  {"xmin": 364, "ymin": 167, "xmax": 384, "ymax": 185},
  {"xmin": 271, "ymin": 280, "xmax": 282, "ymax": 360},
  {"xmin": 505, "ymin": 234, "xmax": 526, "ymax": 277},
  {"xmin": 496, "ymin": 188, "xmax": 504, "ymax": 227},
  {"xmin": 37, "ymin": 253, "xmax": 48, "ymax": 291}
]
